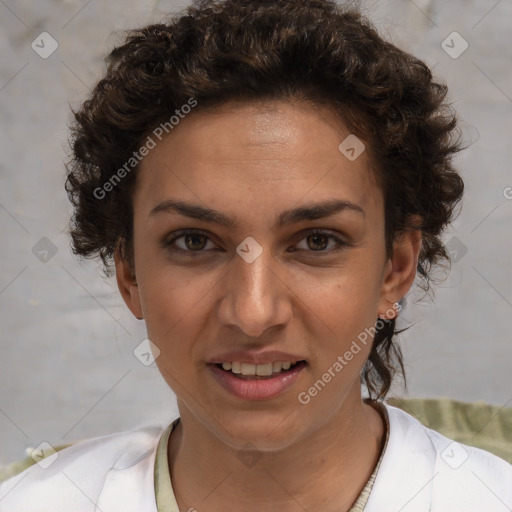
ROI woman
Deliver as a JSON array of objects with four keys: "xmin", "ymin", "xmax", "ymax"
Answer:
[{"xmin": 1, "ymin": 0, "xmax": 510, "ymax": 510}]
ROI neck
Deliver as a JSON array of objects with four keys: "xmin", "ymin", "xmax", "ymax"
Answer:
[{"xmin": 168, "ymin": 387, "xmax": 385, "ymax": 512}]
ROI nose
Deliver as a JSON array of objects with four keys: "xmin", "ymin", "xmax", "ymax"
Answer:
[{"xmin": 217, "ymin": 246, "xmax": 292, "ymax": 338}]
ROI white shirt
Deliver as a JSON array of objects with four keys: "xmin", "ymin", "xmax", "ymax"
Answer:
[{"xmin": 1, "ymin": 404, "xmax": 511, "ymax": 511}]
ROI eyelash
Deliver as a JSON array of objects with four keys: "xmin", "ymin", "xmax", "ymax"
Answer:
[{"xmin": 161, "ymin": 229, "xmax": 349, "ymax": 256}]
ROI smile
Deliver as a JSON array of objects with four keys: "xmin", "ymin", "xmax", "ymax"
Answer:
[
  {"xmin": 217, "ymin": 361, "xmax": 301, "ymax": 378},
  {"xmin": 209, "ymin": 361, "xmax": 307, "ymax": 400}
]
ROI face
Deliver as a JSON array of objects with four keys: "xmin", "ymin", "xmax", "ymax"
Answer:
[{"xmin": 116, "ymin": 99, "xmax": 419, "ymax": 451}]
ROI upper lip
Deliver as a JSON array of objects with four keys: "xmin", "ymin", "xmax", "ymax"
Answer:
[{"xmin": 209, "ymin": 350, "xmax": 306, "ymax": 365}]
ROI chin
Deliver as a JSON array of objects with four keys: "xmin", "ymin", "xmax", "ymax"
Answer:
[{"xmin": 210, "ymin": 408, "xmax": 307, "ymax": 452}]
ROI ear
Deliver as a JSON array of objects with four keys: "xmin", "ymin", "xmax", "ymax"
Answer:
[
  {"xmin": 114, "ymin": 244, "xmax": 144, "ymax": 320},
  {"xmin": 377, "ymin": 226, "xmax": 422, "ymax": 320}
]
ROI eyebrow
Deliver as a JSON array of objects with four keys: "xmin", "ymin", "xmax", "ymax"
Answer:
[{"xmin": 149, "ymin": 198, "xmax": 365, "ymax": 228}]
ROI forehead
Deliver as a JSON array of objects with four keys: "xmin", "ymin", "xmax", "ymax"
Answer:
[{"xmin": 135, "ymin": 100, "xmax": 382, "ymax": 225}]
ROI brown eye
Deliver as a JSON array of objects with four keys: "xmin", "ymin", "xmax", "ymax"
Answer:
[
  {"xmin": 294, "ymin": 230, "xmax": 348, "ymax": 254},
  {"xmin": 162, "ymin": 230, "xmax": 217, "ymax": 255},
  {"xmin": 306, "ymin": 233, "xmax": 329, "ymax": 251},
  {"xmin": 183, "ymin": 233, "xmax": 208, "ymax": 251}
]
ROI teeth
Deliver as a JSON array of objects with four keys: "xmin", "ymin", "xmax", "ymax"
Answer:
[
  {"xmin": 256, "ymin": 363, "xmax": 273, "ymax": 376},
  {"xmin": 241, "ymin": 363, "xmax": 256, "ymax": 376},
  {"xmin": 220, "ymin": 361, "xmax": 298, "ymax": 375}
]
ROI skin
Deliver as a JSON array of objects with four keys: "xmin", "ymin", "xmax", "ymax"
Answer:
[{"xmin": 115, "ymin": 99, "xmax": 421, "ymax": 512}]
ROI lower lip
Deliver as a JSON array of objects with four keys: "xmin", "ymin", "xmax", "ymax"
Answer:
[{"xmin": 209, "ymin": 362, "xmax": 307, "ymax": 401}]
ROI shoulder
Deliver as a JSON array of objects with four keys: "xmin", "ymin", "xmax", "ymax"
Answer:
[
  {"xmin": 365, "ymin": 404, "xmax": 512, "ymax": 512},
  {"xmin": 0, "ymin": 425, "xmax": 164, "ymax": 512}
]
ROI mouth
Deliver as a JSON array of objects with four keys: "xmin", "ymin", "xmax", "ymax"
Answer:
[
  {"xmin": 208, "ymin": 360, "xmax": 308, "ymax": 400},
  {"xmin": 212, "ymin": 360, "xmax": 307, "ymax": 379}
]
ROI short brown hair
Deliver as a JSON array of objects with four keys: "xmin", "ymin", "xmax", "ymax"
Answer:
[{"xmin": 65, "ymin": 0, "xmax": 465, "ymax": 399}]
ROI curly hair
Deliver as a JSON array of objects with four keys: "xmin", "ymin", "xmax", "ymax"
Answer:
[{"xmin": 65, "ymin": 0, "xmax": 465, "ymax": 400}]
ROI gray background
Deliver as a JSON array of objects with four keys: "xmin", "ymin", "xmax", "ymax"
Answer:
[{"xmin": 1, "ymin": 0, "xmax": 511, "ymax": 467}]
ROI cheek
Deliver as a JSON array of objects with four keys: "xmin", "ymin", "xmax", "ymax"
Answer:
[
  {"xmin": 137, "ymin": 267, "xmax": 216, "ymax": 362},
  {"xmin": 300, "ymin": 284, "xmax": 377, "ymax": 406},
  {"xmin": 140, "ymin": 279, "xmax": 202, "ymax": 387},
  {"xmin": 301, "ymin": 264, "xmax": 382, "ymax": 366},
  {"xmin": 307, "ymin": 261, "xmax": 381, "ymax": 321}
]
